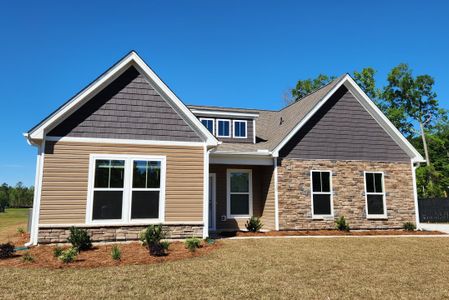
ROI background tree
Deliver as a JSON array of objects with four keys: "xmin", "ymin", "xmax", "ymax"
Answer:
[{"xmin": 291, "ymin": 74, "xmax": 335, "ymax": 102}]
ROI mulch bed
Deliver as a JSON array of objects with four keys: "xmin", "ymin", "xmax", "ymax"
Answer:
[
  {"xmin": 0, "ymin": 240, "xmax": 220, "ymax": 269},
  {"xmin": 222, "ymin": 229, "xmax": 445, "ymax": 237}
]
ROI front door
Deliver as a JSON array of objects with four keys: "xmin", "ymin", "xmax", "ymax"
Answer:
[{"xmin": 208, "ymin": 173, "xmax": 216, "ymax": 231}]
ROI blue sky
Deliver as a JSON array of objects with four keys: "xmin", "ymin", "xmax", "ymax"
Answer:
[{"xmin": 0, "ymin": 0, "xmax": 448, "ymax": 186}]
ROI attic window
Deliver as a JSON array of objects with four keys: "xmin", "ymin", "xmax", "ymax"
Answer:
[
  {"xmin": 200, "ymin": 118, "xmax": 215, "ymax": 135},
  {"xmin": 233, "ymin": 120, "xmax": 247, "ymax": 138},
  {"xmin": 217, "ymin": 119, "xmax": 231, "ymax": 138}
]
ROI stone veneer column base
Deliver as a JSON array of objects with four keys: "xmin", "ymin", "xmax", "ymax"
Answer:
[{"xmin": 38, "ymin": 224, "xmax": 203, "ymax": 244}]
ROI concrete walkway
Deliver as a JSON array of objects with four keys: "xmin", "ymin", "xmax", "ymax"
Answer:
[
  {"xmin": 420, "ymin": 223, "xmax": 449, "ymax": 233},
  {"xmin": 227, "ymin": 234, "xmax": 449, "ymax": 240}
]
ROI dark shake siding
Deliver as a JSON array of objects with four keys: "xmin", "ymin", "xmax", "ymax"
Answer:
[
  {"xmin": 280, "ymin": 86, "xmax": 410, "ymax": 162},
  {"xmin": 48, "ymin": 66, "xmax": 202, "ymax": 142},
  {"xmin": 216, "ymin": 118, "xmax": 254, "ymax": 144}
]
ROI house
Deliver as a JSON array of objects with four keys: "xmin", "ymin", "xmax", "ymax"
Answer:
[{"xmin": 24, "ymin": 51, "xmax": 424, "ymax": 245}]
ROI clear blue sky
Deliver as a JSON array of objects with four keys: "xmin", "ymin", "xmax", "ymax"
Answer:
[{"xmin": 1, "ymin": 0, "xmax": 448, "ymax": 186}]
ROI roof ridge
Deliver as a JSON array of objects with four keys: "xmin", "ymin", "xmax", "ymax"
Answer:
[
  {"xmin": 187, "ymin": 104, "xmax": 277, "ymax": 112},
  {"xmin": 280, "ymin": 74, "xmax": 346, "ymax": 112}
]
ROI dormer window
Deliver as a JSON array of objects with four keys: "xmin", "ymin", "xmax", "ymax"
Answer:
[
  {"xmin": 200, "ymin": 118, "xmax": 215, "ymax": 134},
  {"xmin": 217, "ymin": 119, "xmax": 231, "ymax": 137},
  {"xmin": 233, "ymin": 120, "xmax": 247, "ymax": 138}
]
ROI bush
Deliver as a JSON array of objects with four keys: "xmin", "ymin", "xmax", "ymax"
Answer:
[
  {"xmin": 111, "ymin": 245, "xmax": 121, "ymax": 261},
  {"xmin": 142, "ymin": 224, "xmax": 167, "ymax": 256},
  {"xmin": 161, "ymin": 241, "xmax": 170, "ymax": 251},
  {"xmin": 53, "ymin": 246, "xmax": 63, "ymax": 258},
  {"xmin": 59, "ymin": 247, "xmax": 78, "ymax": 264},
  {"xmin": 335, "ymin": 216, "xmax": 350, "ymax": 231},
  {"xmin": 0, "ymin": 243, "xmax": 15, "ymax": 259},
  {"xmin": 245, "ymin": 216, "xmax": 263, "ymax": 232},
  {"xmin": 67, "ymin": 226, "xmax": 92, "ymax": 251},
  {"xmin": 185, "ymin": 237, "xmax": 201, "ymax": 252},
  {"xmin": 22, "ymin": 252, "xmax": 34, "ymax": 262},
  {"xmin": 403, "ymin": 222, "xmax": 416, "ymax": 231},
  {"xmin": 17, "ymin": 227, "xmax": 25, "ymax": 234}
]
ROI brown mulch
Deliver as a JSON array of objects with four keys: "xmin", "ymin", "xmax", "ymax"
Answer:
[
  {"xmin": 226, "ymin": 229, "xmax": 445, "ymax": 237},
  {"xmin": 0, "ymin": 240, "xmax": 220, "ymax": 269}
]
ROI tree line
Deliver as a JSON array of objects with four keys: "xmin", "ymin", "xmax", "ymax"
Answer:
[
  {"xmin": 0, "ymin": 182, "xmax": 34, "ymax": 212},
  {"xmin": 289, "ymin": 64, "xmax": 447, "ymax": 198}
]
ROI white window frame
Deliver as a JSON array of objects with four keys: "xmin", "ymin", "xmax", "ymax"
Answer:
[
  {"xmin": 310, "ymin": 170, "xmax": 334, "ymax": 219},
  {"xmin": 216, "ymin": 119, "xmax": 231, "ymax": 138},
  {"xmin": 200, "ymin": 117, "xmax": 215, "ymax": 135},
  {"xmin": 86, "ymin": 154, "xmax": 166, "ymax": 225},
  {"xmin": 233, "ymin": 120, "xmax": 248, "ymax": 139},
  {"xmin": 364, "ymin": 171, "xmax": 387, "ymax": 219},
  {"xmin": 227, "ymin": 169, "xmax": 253, "ymax": 218}
]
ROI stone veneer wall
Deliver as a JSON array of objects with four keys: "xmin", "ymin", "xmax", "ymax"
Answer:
[
  {"xmin": 277, "ymin": 159, "xmax": 415, "ymax": 230},
  {"xmin": 38, "ymin": 224, "xmax": 203, "ymax": 244}
]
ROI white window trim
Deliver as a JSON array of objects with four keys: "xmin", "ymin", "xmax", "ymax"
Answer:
[
  {"xmin": 216, "ymin": 119, "xmax": 231, "ymax": 138},
  {"xmin": 200, "ymin": 117, "xmax": 215, "ymax": 135},
  {"xmin": 232, "ymin": 120, "xmax": 248, "ymax": 139},
  {"xmin": 364, "ymin": 171, "xmax": 387, "ymax": 219},
  {"xmin": 226, "ymin": 169, "xmax": 253, "ymax": 218},
  {"xmin": 310, "ymin": 170, "xmax": 334, "ymax": 219},
  {"xmin": 86, "ymin": 154, "xmax": 166, "ymax": 225}
]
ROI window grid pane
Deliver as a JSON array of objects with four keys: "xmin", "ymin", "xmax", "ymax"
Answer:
[
  {"xmin": 365, "ymin": 172, "xmax": 385, "ymax": 215},
  {"xmin": 234, "ymin": 121, "xmax": 246, "ymax": 137},
  {"xmin": 218, "ymin": 120, "xmax": 230, "ymax": 136},
  {"xmin": 311, "ymin": 171, "xmax": 332, "ymax": 215}
]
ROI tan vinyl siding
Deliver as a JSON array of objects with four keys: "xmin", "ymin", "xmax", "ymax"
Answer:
[
  {"xmin": 210, "ymin": 164, "xmax": 275, "ymax": 231},
  {"xmin": 40, "ymin": 141, "xmax": 204, "ymax": 224}
]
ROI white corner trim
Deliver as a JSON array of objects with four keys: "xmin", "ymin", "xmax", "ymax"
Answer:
[
  {"xmin": 232, "ymin": 120, "xmax": 248, "ymax": 139},
  {"xmin": 274, "ymin": 157, "xmax": 279, "ymax": 230},
  {"xmin": 253, "ymin": 119, "xmax": 256, "ymax": 144},
  {"xmin": 191, "ymin": 109, "xmax": 259, "ymax": 118},
  {"xmin": 411, "ymin": 160, "xmax": 421, "ymax": 228},
  {"xmin": 216, "ymin": 119, "xmax": 231, "ymax": 138},
  {"xmin": 45, "ymin": 136, "xmax": 206, "ymax": 147},
  {"xmin": 363, "ymin": 171, "xmax": 387, "ymax": 219},
  {"xmin": 226, "ymin": 169, "xmax": 253, "ymax": 219},
  {"xmin": 203, "ymin": 145, "xmax": 212, "ymax": 238},
  {"xmin": 310, "ymin": 170, "xmax": 334, "ymax": 218},
  {"xmin": 27, "ymin": 141, "xmax": 45, "ymax": 246},
  {"xmin": 27, "ymin": 51, "xmax": 218, "ymax": 146}
]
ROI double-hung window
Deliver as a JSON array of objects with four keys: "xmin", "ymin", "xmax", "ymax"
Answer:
[
  {"xmin": 233, "ymin": 120, "xmax": 247, "ymax": 138},
  {"xmin": 310, "ymin": 170, "xmax": 333, "ymax": 217},
  {"xmin": 89, "ymin": 155, "xmax": 165, "ymax": 224},
  {"xmin": 364, "ymin": 172, "xmax": 386, "ymax": 218},
  {"xmin": 227, "ymin": 169, "xmax": 252, "ymax": 218},
  {"xmin": 217, "ymin": 119, "xmax": 231, "ymax": 137},
  {"xmin": 200, "ymin": 118, "xmax": 214, "ymax": 135}
]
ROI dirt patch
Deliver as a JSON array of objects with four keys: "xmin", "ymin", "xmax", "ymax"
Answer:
[
  {"xmin": 224, "ymin": 229, "xmax": 445, "ymax": 237},
  {"xmin": 0, "ymin": 240, "xmax": 220, "ymax": 269}
]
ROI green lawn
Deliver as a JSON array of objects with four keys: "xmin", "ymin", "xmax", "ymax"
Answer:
[
  {"xmin": 0, "ymin": 208, "xmax": 29, "ymax": 242},
  {"xmin": 1, "ymin": 237, "xmax": 449, "ymax": 299}
]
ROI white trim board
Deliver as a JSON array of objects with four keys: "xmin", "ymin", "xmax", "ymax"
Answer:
[
  {"xmin": 190, "ymin": 109, "xmax": 259, "ymax": 118},
  {"xmin": 26, "ymin": 51, "xmax": 218, "ymax": 146},
  {"xmin": 45, "ymin": 136, "xmax": 206, "ymax": 147},
  {"xmin": 272, "ymin": 74, "xmax": 425, "ymax": 163}
]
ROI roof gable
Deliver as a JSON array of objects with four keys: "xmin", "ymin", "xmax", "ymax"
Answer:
[{"xmin": 25, "ymin": 51, "xmax": 218, "ymax": 146}]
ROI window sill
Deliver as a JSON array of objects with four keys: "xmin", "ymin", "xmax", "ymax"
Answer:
[
  {"xmin": 311, "ymin": 215, "xmax": 334, "ymax": 220},
  {"xmin": 366, "ymin": 215, "xmax": 388, "ymax": 220},
  {"xmin": 227, "ymin": 215, "xmax": 251, "ymax": 219}
]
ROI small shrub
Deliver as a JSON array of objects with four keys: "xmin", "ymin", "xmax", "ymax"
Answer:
[
  {"xmin": 143, "ymin": 224, "xmax": 167, "ymax": 256},
  {"xmin": 53, "ymin": 246, "xmax": 63, "ymax": 258},
  {"xmin": 0, "ymin": 243, "xmax": 15, "ymax": 259},
  {"xmin": 67, "ymin": 226, "xmax": 92, "ymax": 251},
  {"xmin": 205, "ymin": 237, "xmax": 215, "ymax": 245},
  {"xmin": 185, "ymin": 237, "xmax": 201, "ymax": 252},
  {"xmin": 160, "ymin": 241, "xmax": 170, "ymax": 251},
  {"xmin": 22, "ymin": 252, "xmax": 34, "ymax": 262},
  {"xmin": 17, "ymin": 227, "xmax": 25, "ymax": 234},
  {"xmin": 111, "ymin": 245, "xmax": 121, "ymax": 261},
  {"xmin": 403, "ymin": 222, "xmax": 416, "ymax": 231},
  {"xmin": 335, "ymin": 216, "xmax": 350, "ymax": 231},
  {"xmin": 245, "ymin": 216, "xmax": 263, "ymax": 232},
  {"xmin": 59, "ymin": 247, "xmax": 78, "ymax": 264}
]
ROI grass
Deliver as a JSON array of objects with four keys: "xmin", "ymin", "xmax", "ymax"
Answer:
[
  {"xmin": 1, "ymin": 237, "xmax": 449, "ymax": 299},
  {"xmin": 0, "ymin": 208, "xmax": 28, "ymax": 243}
]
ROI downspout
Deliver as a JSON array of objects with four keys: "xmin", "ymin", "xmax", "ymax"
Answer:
[
  {"xmin": 273, "ymin": 156, "xmax": 280, "ymax": 231},
  {"xmin": 25, "ymin": 139, "xmax": 45, "ymax": 246},
  {"xmin": 411, "ymin": 159, "xmax": 421, "ymax": 229},
  {"xmin": 202, "ymin": 144, "xmax": 214, "ymax": 239}
]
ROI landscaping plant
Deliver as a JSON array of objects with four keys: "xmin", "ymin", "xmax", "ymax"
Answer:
[
  {"xmin": 143, "ymin": 224, "xmax": 167, "ymax": 256},
  {"xmin": 58, "ymin": 247, "xmax": 78, "ymax": 264},
  {"xmin": 185, "ymin": 237, "xmax": 201, "ymax": 252},
  {"xmin": 67, "ymin": 226, "xmax": 92, "ymax": 251},
  {"xmin": 22, "ymin": 252, "xmax": 34, "ymax": 262},
  {"xmin": 335, "ymin": 216, "xmax": 350, "ymax": 231},
  {"xmin": 245, "ymin": 216, "xmax": 263, "ymax": 232},
  {"xmin": 403, "ymin": 222, "xmax": 416, "ymax": 231},
  {"xmin": 111, "ymin": 245, "xmax": 121, "ymax": 261},
  {"xmin": 16, "ymin": 227, "xmax": 25, "ymax": 234},
  {"xmin": 0, "ymin": 242, "xmax": 15, "ymax": 259},
  {"xmin": 53, "ymin": 246, "xmax": 63, "ymax": 258}
]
